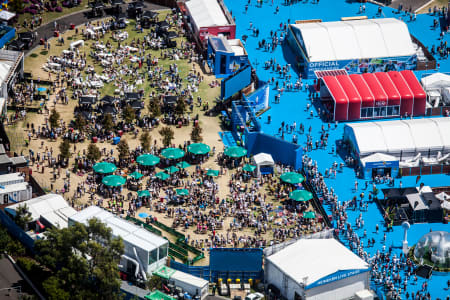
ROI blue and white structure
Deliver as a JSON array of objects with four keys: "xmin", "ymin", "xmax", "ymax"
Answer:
[
  {"xmin": 207, "ymin": 36, "xmax": 248, "ymax": 77},
  {"xmin": 265, "ymin": 238, "xmax": 371, "ymax": 300},
  {"xmin": 286, "ymin": 18, "xmax": 417, "ymax": 78}
]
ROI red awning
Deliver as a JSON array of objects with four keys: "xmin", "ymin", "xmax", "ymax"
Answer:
[
  {"xmin": 361, "ymin": 73, "xmax": 388, "ymax": 107},
  {"xmin": 374, "ymin": 72, "xmax": 401, "ymax": 106},
  {"xmin": 388, "ymin": 71, "xmax": 414, "ymax": 116},
  {"xmin": 400, "ymin": 70, "xmax": 426, "ymax": 116},
  {"xmin": 315, "ymin": 69, "xmax": 348, "ymax": 79},
  {"xmin": 349, "ymin": 74, "xmax": 374, "ymax": 108},
  {"xmin": 336, "ymin": 75, "xmax": 361, "ymax": 120},
  {"xmin": 322, "ymin": 76, "xmax": 348, "ymax": 121}
]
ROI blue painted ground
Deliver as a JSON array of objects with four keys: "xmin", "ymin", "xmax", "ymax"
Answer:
[{"xmin": 222, "ymin": 0, "xmax": 450, "ymax": 298}]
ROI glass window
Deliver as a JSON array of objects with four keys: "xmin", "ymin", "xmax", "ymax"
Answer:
[
  {"xmin": 366, "ymin": 107, "xmax": 373, "ymax": 118},
  {"xmin": 361, "ymin": 108, "xmax": 367, "ymax": 118},
  {"xmin": 380, "ymin": 107, "xmax": 387, "ymax": 117},
  {"xmin": 159, "ymin": 244, "xmax": 168, "ymax": 260},
  {"xmin": 393, "ymin": 106, "xmax": 399, "ymax": 116},
  {"xmin": 149, "ymin": 249, "xmax": 158, "ymax": 265},
  {"xmin": 387, "ymin": 106, "xmax": 393, "ymax": 116}
]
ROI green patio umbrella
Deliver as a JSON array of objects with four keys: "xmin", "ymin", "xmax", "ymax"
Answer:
[
  {"xmin": 128, "ymin": 171, "xmax": 143, "ymax": 180},
  {"xmin": 176, "ymin": 188, "xmax": 189, "ymax": 196},
  {"xmin": 161, "ymin": 148, "xmax": 185, "ymax": 160},
  {"xmin": 93, "ymin": 162, "xmax": 117, "ymax": 174},
  {"xmin": 187, "ymin": 143, "xmax": 211, "ymax": 155},
  {"xmin": 136, "ymin": 154, "xmax": 160, "ymax": 166},
  {"xmin": 280, "ymin": 172, "xmax": 305, "ymax": 184},
  {"xmin": 155, "ymin": 171, "xmax": 170, "ymax": 180},
  {"xmin": 176, "ymin": 161, "xmax": 191, "ymax": 169},
  {"xmin": 242, "ymin": 164, "xmax": 256, "ymax": 172},
  {"xmin": 224, "ymin": 146, "xmax": 247, "ymax": 158},
  {"xmin": 102, "ymin": 175, "xmax": 126, "ymax": 187},
  {"xmin": 206, "ymin": 169, "xmax": 220, "ymax": 177},
  {"xmin": 289, "ymin": 190, "xmax": 313, "ymax": 202},
  {"xmin": 165, "ymin": 166, "xmax": 179, "ymax": 174},
  {"xmin": 303, "ymin": 211, "xmax": 316, "ymax": 219},
  {"xmin": 137, "ymin": 190, "xmax": 151, "ymax": 197}
]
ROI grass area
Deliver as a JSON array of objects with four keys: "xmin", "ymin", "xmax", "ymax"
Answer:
[
  {"xmin": 5, "ymin": 123, "xmax": 27, "ymax": 154},
  {"xmin": 16, "ymin": 4, "xmax": 89, "ymax": 33}
]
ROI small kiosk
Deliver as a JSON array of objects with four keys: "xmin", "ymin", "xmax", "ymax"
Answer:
[
  {"xmin": 360, "ymin": 153, "xmax": 399, "ymax": 179},
  {"xmin": 207, "ymin": 36, "xmax": 248, "ymax": 78},
  {"xmin": 252, "ymin": 153, "xmax": 275, "ymax": 177}
]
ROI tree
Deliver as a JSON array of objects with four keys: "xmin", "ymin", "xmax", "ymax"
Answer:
[
  {"xmin": 49, "ymin": 109, "xmax": 60, "ymax": 129},
  {"xmin": 140, "ymin": 131, "xmax": 151, "ymax": 152},
  {"xmin": 174, "ymin": 96, "xmax": 186, "ymax": 116},
  {"xmin": 117, "ymin": 139, "xmax": 130, "ymax": 160},
  {"xmin": 8, "ymin": 0, "xmax": 24, "ymax": 13},
  {"xmin": 159, "ymin": 126, "xmax": 174, "ymax": 147},
  {"xmin": 102, "ymin": 114, "xmax": 115, "ymax": 132},
  {"xmin": 0, "ymin": 225, "xmax": 25, "ymax": 256},
  {"xmin": 35, "ymin": 218, "xmax": 124, "ymax": 300},
  {"xmin": 87, "ymin": 143, "xmax": 101, "ymax": 161},
  {"xmin": 74, "ymin": 114, "xmax": 87, "ymax": 132},
  {"xmin": 190, "ymin": 125, "xmax": 203, "ymax": 143},
  {"xmin": 147, "ymin": 97, "xmax": 161, "ymax": 118},
  {"xmin": 14, "ymin": 204, "xmax": 32, "ymax": 230},
  {"xmin": 59, "ymin": 139, "xmax": 71, "ymax": 160},
  {"xmin": 122, "ymin": 105, "xmax": 136, "ymax": 125}
]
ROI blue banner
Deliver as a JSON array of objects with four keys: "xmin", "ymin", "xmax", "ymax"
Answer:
[
  {"xmin": 306, "ymin": 268, "xmax": 370, "ymax": 290},
  {"xmin": 365, "ymin": 160, "xmax": 399, "ymax": 169}
]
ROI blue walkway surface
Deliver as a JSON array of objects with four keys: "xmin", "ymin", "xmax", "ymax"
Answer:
[{"xmin": 223, "ymin": 0, "xmax": 450, "ymax": 298}]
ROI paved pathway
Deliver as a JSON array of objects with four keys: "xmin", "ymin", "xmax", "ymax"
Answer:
[{"xmin": 26, "ymin": 1, "xmax": 168, "ymax": 55}]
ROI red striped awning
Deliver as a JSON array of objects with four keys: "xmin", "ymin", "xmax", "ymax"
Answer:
[{"xmin": 315, "ymin": 69, "xmax": 348, "ymax": 79}]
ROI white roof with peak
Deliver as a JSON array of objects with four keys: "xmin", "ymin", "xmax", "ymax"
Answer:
[
  {"xmin": 290, "ymin": 18, "xmax": 415, "ymax": 62},
  {"xmin": 185, "ymin": 0, "xmax": 229, "ymax": 30},
  {"xmin": 266, "ymin": 238, "xmax": 369, "ymax": 287}
]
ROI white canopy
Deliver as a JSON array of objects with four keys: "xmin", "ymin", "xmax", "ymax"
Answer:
[
  {"xmin": 421, "ymin": 72, "xmax": 450, "ymax": 91},
  {"xmin": 345, "ymin": 118, "xmax": 450, "ymax": 157},
  {"xmin": 360, "ymin": 153, "xmax": 398, "ymax": 167},
  {"xmin": 5, "ymin": 194, "xmax": 76, "ymax": 228},
  {"xmin": 0, "ymin": 11, "xmax": 16, "ymax": 21},
  {"xmin": 290, "ymin": 18, "xmax": 415, "ymax": 62},
  {"xmin": 185, "ymin": 0, "xmax": 229, "ymax": 31},
  {"xmin": 266, "ymin": 239, "xmax": 369, "ymax": 287},
  {"xmin": 70, "ymin": 206, "xmax": 167, "ymax": 252},
  {"xmin": 435, "ymin": 192, "xmax": 449, "ymax": 201},
  {"xmin": 252, "ymin": 153, "xmax": 274, "ymax": 177}
]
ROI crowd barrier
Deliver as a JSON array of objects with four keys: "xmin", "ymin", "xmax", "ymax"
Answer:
[{"xmin": 400, "ymin": 164, "xmax": 450, "ymax": 176}]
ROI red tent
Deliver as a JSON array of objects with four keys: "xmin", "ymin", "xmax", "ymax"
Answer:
[
  {"xmin": 362, "ymin": 73, "xmax": 388, "ymax": 107},
  {"xmin": 374, "ymin": 72, "xmax": 401, "ymax": 107},
  {"xmin": 349, "ymin": 74, "xmax": 374, "ymax": 108},
  {"xmin": 400, "ymin": 70, "xmax": 426, "ymax": 116},
  {"xmin": 337, "ymin": 75, "xmax": 361, "ymax": 120},
  {"xmin": 388, "ymin": 71, "xmax": 414, "ymax": 116},
  {"xmin": 322, "ymin": 76, "xmax": 348, "ymax": 121}
]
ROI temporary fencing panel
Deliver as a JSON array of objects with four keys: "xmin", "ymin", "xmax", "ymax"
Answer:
[{"xmin": 221, "ymin": 65, "xmax": 252, "ymax": 100}]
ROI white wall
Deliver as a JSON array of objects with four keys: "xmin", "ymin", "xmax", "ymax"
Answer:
[{"xmin": 265, "ymin": 259, "xmax": 304, "ymax": 300}]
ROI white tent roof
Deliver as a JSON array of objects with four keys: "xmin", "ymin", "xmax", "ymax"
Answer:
[
  {"xmin": 0, "ymin": 172, "xmax": 25, "ymax": 185},
  {"xmin": 435, "ymin": 192, "xmax": 449, "ymax": 201},
  {"xmin": 0, "ymin": 182, "xmax": 29, "ymax": 195},
  {"xmin": 290, "ymin": 18, "xmax": 415, "ymax": 62},
  {"xmin": 406, "ymin": 193, "xmax": 428, "ymax": 211},
  {"xmin": 69, "ymin": 206, "xmax": 168, "ymax": 252},
  {"xmin": 0, "ymin": 11, "xmax": 16, "ymax": 21},
  {"xmin": 5, "ymin": 194, "xmax": 76, "ymax": 228},
  {"xmin": 266, "ymin": 239, "xmax": 369, "ymax": 287},
  {"xmin": 360, "ymin": 153, "xmax": 398, "ymax": 167},
  {"xmin": 252, "ymin": 153, "xmax": 275, "ymax": 166},
  {"xmin": 346, "ymin": 118, "xmax": 450, "ymax": 156},
  {"xmin": 421, "ymin": 73, "xmax": 450, "ymax": 90},
  {"xmin": 172, "ymin": 269, "xmax": 209, "ymax": 287},
  {"xmin": 185, "ymin": 0, "xmax": 229, "ymax": 30}
]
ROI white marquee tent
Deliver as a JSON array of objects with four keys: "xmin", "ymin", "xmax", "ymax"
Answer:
[
  {"xmin": 421, "ymin": 72, "xmax": 450, "ymax": 91},
  {"xmin": 252, "ymin": 153, "xmax": 274, "ymax": 177},
  {"xmin": 185, "ymin": 0, "xmax": 229, "ymax": 32},
  {"xmin": 290, "ymin": 18, "xmax": 415, "ymax": 62},
  {"xmin": 344, "ymin": 118, "xmax": 450, "ymax": 159},
  {"xmin": 265, "ymin": 239, "xmax": 370, "ymax": 300},
  {"xmin": 5, "ymin": 194, "xmax": 77, "ymax": 228}
]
